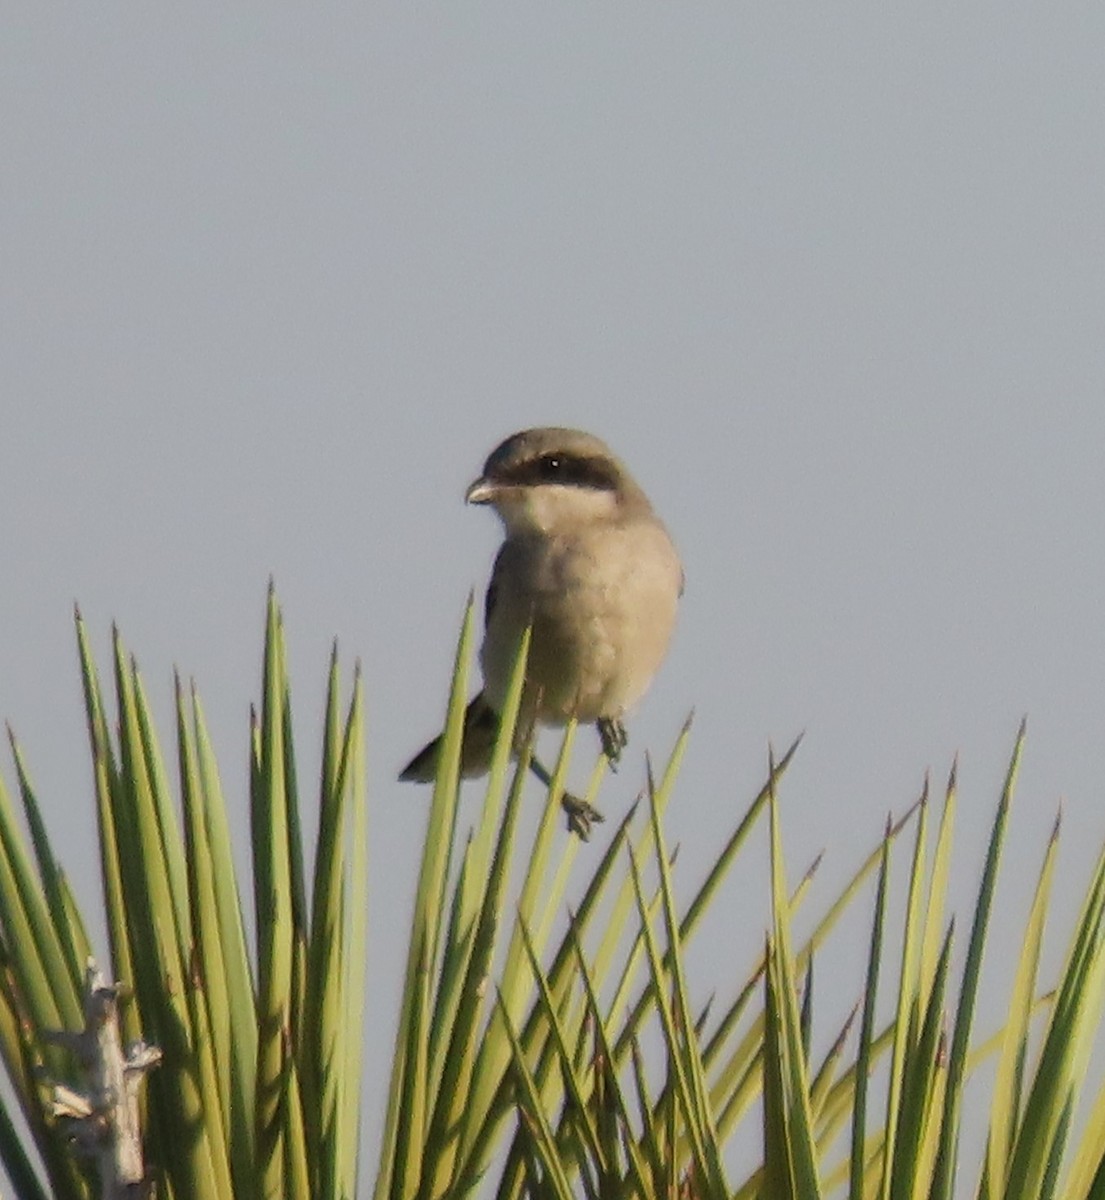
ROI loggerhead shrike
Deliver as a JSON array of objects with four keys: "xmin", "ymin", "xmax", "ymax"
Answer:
[{"xmin": 400, "ymin": 426, "xmax": 683, "ymax": 837}]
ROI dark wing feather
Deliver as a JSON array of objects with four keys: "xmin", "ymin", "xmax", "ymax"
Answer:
[
  {"xmin": 484, "ymin": 539, "xmax": 525, "ymax": 630},
  {"xmin": 484, "ymin": 577, "xmax": 497, "ymax": 630}
]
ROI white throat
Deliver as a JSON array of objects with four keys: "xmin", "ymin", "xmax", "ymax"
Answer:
[{"xmin": 491, "ymin": 484, "xmax": 621, "ymax": 537}]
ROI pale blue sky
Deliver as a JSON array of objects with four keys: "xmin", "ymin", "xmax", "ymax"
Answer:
[{"xmin": 2, "ymin": 5, "xmax": 1105, "ymax": 1190}]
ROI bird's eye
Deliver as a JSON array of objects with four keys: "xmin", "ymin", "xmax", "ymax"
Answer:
[{"xmin": 510, "ymin": 451, "xmax": 617, "ymax": 491}]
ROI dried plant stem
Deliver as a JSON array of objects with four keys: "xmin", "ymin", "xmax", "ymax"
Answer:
[{"xmin": 42, "ymin": 961, "xmax": 161, "ymax": 1200}]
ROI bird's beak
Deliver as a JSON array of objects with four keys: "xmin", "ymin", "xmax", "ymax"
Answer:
[{"xmin": 465, "ymin": 476, "xmax": 496, "ymax": 505}]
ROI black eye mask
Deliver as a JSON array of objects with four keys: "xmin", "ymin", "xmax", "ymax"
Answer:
[{"xmin": 499, "ymin": 452, "xmax": 620, "ymax": 492}]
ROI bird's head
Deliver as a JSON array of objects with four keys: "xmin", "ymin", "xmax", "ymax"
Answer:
[{"xmin": 465, "ymin": 427, "xmax": 647, "ymax": 536}]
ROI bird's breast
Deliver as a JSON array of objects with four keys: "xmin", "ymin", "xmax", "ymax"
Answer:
[{"xmin": 480, "ymin": 521, "xmax": 681, "ymax": 724}]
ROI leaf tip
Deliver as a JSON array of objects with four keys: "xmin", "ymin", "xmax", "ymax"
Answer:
[{"xmin": 803, "ymin": 850, "xmax": 824, "ymax": 884}]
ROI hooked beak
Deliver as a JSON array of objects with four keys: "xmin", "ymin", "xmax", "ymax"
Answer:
[{"xmin": 465, "ymin": 476, "xmax": 496, "ymax": 505}]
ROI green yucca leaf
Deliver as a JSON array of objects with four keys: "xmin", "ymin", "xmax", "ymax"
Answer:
[
  {"xmin": 587, "ymin": 1017, "xmax": 627, "ymax": 1198},
  {"xmin": 0, "ymin": 944, "xmax": 86, "ymax": 1200},
  {"xmin": 602, "ymin": 860, "xmax": 670, "ymax": 1070},
  {"xmin": 515, "ymin": 917, "xmax": 607, "ymax": 1175},
  {"xmin": 915, "ymin": 1053, "xmax": 949, "ymax": 1200},
  {"xmin": 625, "ymin": 837, "xmax": 714, "ymax": 1186},
  {"xmin": 625, "ymin": 1032, "xmax": 666, "ymax": 1193},
  {"xmin": 703, "ymin": 856, "xmax": 820, "ymax": 1131},
  {"xmin": 880, "ymin": 777, "xmax": 930, "ymax": 1200},
  {"xmin": 800, "ymin": 960, "xmax": 814, "ymax": 1077},
  {"xmin": 595, "ymin": 753, "xmax": 681, "ymax": 1027},
  {"xmin": 305, "ymin": 650, "xmax": 365, "ymax": 1200},
  {"xmin": 303, "ymin": 647, "xmax": 347, "ymax": 1176},
  {"xmin": 425, "ymin": 685, "xmax": 530, "ymax": 1196},
  {"xmin": 646, "ymin": 757, "xmax": 727, "ymax": 1193},
  {"xmin": 765, "ymin": 751, "xmax": 822, "ymax": 1200},
  {"xmin": 807, "ymin": 1013, "xmax": 872, "ymax": 1198},
  {"xmin": 280, "ymin": 677, "xmax": 310, "ymax": 1067},
  {"xmin": 706, "ymin": 760, "xmax": 916, "ymax": 1155},
  {"xmin": 577, "ymin": 717, "xmax": 689, "ymax": 1007},
  {"xmin": 375, "ymin": 596, "xmax": 476, "ymax": 1200},
  {"xmin": 109, "ymin": 633, "xmax": 188, "ymax": 1002},
  {"xmin": 132, "ymin": 664, "xmax": 193, "ymax": 959},
  {"xmin": 74, "ymin": 611, "xmax": 137, "ymax": 1045},
  {"xmin": 436, "ymin": 666, "xmax": 536, "ymax": 1200},
  {"xmin": 475, "ymin": 741, "xmax": 668, "ymax": 1197},
  {"xmin": 1005, "ymin": 831, "xmax": 1105, "ymax": 1200},
  {"xmin": 610, "ymin": 734, "xmax": 799, "ymax": 1073},
  {"xmin": 474, "ymin": 726, "xmax": 690, "ymax": 1199},
  {"xmin": 470, "ymin": 796, "xmax": 639, "ymax": 1197},
  {"xmin": 711, "ymin": 803, "xmax": 917, "ymax": 1168},
  {"xmin": 7, "ymin": 732, "xmax": 90, "ymax": 1002},
  {"xmin": 0, "ymin": 739, "xmax": 93, "ymax": 1157},
  {"xmin": 185, "ymin": 682, "xmax": 259, "ymax": 1196},
  {"xmin": 919, "ymin": 762, "xmax": 958, "ymax": 1015},
  {"xmin": 107, "ymin": 634, "xmax": 226, "ymax": 1199},
  {"xmin": 496, "ymin": 987, "xmax": 576, "ymax": 1200},
  {"xmin": 571, "ymin": 922, "xmax": 654, "ymax": 1197},
  {"xmin": 425, "ymin": 626, "xmax": 529, "ymax": 1105},
  {"xmin": 457, "ymin": 724, "xmax": 587, "ymax": 1179},
  {"xmin": 252, "ymin": 591, "xmax": 301, "ymax": 1199},
  {"xmin": 763, "ymin": 928, "xmax": 826, "ymax": 1200},
  {"xmin": 762, "ymin": 933, "xmax": 790, "ymax": 1200},
  {"xmin": 164, "ymin": 677, "xmax": 236, "ymax": 1198},
  {"xmin": 0, "ymin": 1093, "xmax": 50, "ymax": 1200},
  {"xmin": 176, "ymin": 674, "xmax": 235, "ymax": 1130},
  {"xmin": 672, "ymin": 733, "xmax": 799, "ymax": 976},
  {"xmin": 0, "ymin": 773, "xmax": 72, "ymax": 1035},
  {"xmin": 282, "ymin": 1052, "xmax": 312, "ymax": 1200},
  {"xmin": 501, "ymin": 719, "xmax": 583, "ymax": 984},
  {"xmin": 809, "ymin": 1002, "xmax": 858, "ymax": 1126},
  {"xmin": 850, "ymin": 814, "xmax": 892, "ymax": 1200},
  {"xmin": 931, "ymin": 719, "xmax": 1025, "ymax": 1200},
  {"xmin": 982, "ymin": 807, "xmax": 1060, "ymax": 1200},
  {"xmin": 340, "ymin": 666, "xmax": 369, "ymax": 1200},
  {"xmin": 487, "ymin": 863, "xmax": 671, "ymax": 1200},
  {"xmin": 1062, "ymin": 1046, "xmax": 1105, "ymax": 1200},
  {"xmin": 818, "ymin": 1024, "xmax": 902, "ymax": 1195},
  {"xmin": 478, "ymin": 756, "xmax": 602, "ymax": 1200},
  {"xmin": 889, "ymin": 923, "xmax": 953, "ymax": 1200},
  {"xmin": 194, "ymin": 683, "xmax": 261, "ymax": 1179},
  {"xmin": 556, "ymin": 721, "xmax": 683, "ymax": 1015}
]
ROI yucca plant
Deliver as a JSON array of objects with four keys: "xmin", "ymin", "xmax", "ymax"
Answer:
[
  {"xmin": 1, "ymin": 591, "xmax": 1105, "ymax": 1198},
  {"xmin": 0, "ymin": 588, "xmax": 366, "ymax": 1200}
]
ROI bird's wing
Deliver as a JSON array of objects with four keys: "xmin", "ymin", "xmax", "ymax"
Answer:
[
  {"xmin": 484, "ymin": 572, "xmax": 498, "ymax": 630},
  {"xmin": 484, "ymin": 538, "xmax": 526, "ymax": 630}
]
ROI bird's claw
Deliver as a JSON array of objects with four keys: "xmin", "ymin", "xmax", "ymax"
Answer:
[
  {"xmin": 597, "ymin": 717, "xmax": 629, "ymax": 768},
  {"xmin": 562, "ymin": 792, "xmax": 605, "ymax": 841}
]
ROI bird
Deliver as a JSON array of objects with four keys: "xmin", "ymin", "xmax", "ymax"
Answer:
[{"xmin": 400, "ymin": 426, "xmax": 683, "ymax": 837}]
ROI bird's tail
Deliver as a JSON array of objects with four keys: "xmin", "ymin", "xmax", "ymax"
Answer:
[{"xmin": 398, "ymin": 694, "xmax": 501, "ymax": 783}]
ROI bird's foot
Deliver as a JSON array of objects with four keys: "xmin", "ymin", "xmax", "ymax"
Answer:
[
  {"xmin": 597, "ymin": 717, "xmax": 629, "ymax": 768},
  {"xmin": 562, "ymin": 791, "xmax": 605, "ymax": 841}
]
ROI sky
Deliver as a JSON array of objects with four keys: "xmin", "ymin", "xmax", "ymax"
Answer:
[{"xmin": 2, "ymin": 4, "xmax": 1105, "ymax": 1191}]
